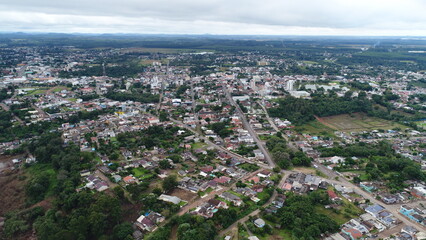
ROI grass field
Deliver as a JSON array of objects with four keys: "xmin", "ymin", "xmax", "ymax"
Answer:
[
  {"xmin": 25, "ymin": 88, "xmax": 49, "ymax": 96},
  {"xmin": 191, "ymin": 142, "xmax": 207, "ymax": 150},
  {"xmin": 51, "ymin": 86, "xmax": 70, "ymax": 93},
  {"xmin": 317, "ymin": 113, "xmax": 406, "ymax": 132},
  {"xmin": 131, "ymin": 167, "xmax": 154, "ymax": 180},
  {"xmin": 295, "ymin": 120, "xmax": 336, "ymax": 137}
]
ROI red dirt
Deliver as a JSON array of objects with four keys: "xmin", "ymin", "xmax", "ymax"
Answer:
[{"xmin": 0, "ymin": 169, "xmax": 27, "ymax": 216}]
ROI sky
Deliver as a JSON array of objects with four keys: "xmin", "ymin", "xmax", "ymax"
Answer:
[{"xmin": 1, "ymin": 0, "xmax": 426, "ymax": 36}]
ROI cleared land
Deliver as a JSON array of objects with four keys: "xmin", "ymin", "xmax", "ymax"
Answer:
[
  {"xmin": 295, "ymin": 120, "xmax": 335, "ymax": 137},
  {"xmin": 316, "ymin": 113, "xmax": 406, "ymax": 132}
]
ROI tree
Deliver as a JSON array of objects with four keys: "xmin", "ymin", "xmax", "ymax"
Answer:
[
  {"xmin": 162, "ymin": 175, "xmax": 178, "ymax": 192},
  {"xmin": 159, "ymin": 160, "xmax": 172, "ymax": 169},
  {"xmin": 112, "ymin": 222, "xmax": 133, "ymax": 240},
  {"xmin": 113, "ymin": 186, "xmax": 125, "ymax": 199}
]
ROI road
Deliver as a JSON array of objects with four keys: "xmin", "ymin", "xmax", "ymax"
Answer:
[
  {"xmin": 314, "ymin": 163, "xmax": 426, "ymax": 230},
  {"xmin": 31, "ymin": 103, "xmax": 49, "ymax": 119},
  {"xmin": 177, "ymin": 169, "xmax": 265, "ymax": 216},
  {"xmin": 257, "ymin": 100, "xmax": 297, "ymax": 151},
  {"xmin": 222, "ymin": 85, "xmax": 275, "ymax": 168},
  {"xmin": 0, "ymin": 103, "xmax": 25, "ymax": 125},
  {"xmin": 218, "ymin": 171, "xmax": 289, "ymax": 237},
  {"xmin": 171, "ymin": 118, "xmax": 272, "ymax": 170}
]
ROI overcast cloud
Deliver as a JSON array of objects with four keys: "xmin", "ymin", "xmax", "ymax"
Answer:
[{"xmin": 0, "ymin": 0, "xmax": 426, "ymax": 35}]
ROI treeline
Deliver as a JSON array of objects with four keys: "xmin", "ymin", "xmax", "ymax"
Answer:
[
  {"xmin": 271, "ymin": 64, "xmax": 339, "ymax": 76},
  {"xmin": 59, "ymin": 64, "xmax": 143, "ymax": 78},
  {"xmin": 264, "ymin": 191, "xmax": 339, "ymax": 239},
  {"xmin": 268, "ymin": 93, "xmax": 372, "ymax": 125},
  {"xmin": 318, "ymin": 141, "xmax": 394, "ymax": 158},
  {"xmin": 105, "ymin": 91, "xmax": 159, "ymax": 103}
]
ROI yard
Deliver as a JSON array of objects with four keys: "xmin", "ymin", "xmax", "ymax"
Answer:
[
  {"xmin": 191, "ymin": 142, "xmax": 207, "ymax": 150},
  {"xmin": 131, "ymin": 167, "xmax": 155, "ymax": 180},
  {"xmin": 315, "ymin": 197, "xmax": 363, "ymax": 225}
]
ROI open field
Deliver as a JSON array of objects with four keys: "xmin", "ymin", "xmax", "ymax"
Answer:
[
  {"xmin": 168, "ymin": 188, "xmax": 197, "ymax": 202},
  {"xmin": 51, "ymin": 86, "xmax": 71, "ymax": 93},
  {"xmin": 295, "ymin": 120, "xmax": 335, "ymax": 137},
  {"xmin": 316, "ymin": 113, "xmax": 407, "ymax": 132}
]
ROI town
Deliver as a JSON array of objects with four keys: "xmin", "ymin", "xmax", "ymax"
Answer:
[{"xmin": 0, "ymin": 35, "xmax": 425, "ymax": 240}]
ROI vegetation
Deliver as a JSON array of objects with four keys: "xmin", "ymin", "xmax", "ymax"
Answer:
[
  {"xmin": 269, "ymin": 93, "xmax": 371, "ymax": 125},
  {"xmin": 106, "ymin": 91, "xmax": 159, "ymax": 103},
  {"xmin": 266, "ymin": 135, "xmax": 311, "ymax": 169},
  {"xmin": 265, "ymin": 191, "xmax": 339, "ymax": 239},
  {"xmin": 318, "ymin": 141, "xmax": 425, "ymax": 191},
  {"xmin": 1, "ymin": 133, "xmax": 133, "ymax": 240}
]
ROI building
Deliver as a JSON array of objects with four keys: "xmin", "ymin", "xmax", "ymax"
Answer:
[
  {"xmin": 254, "ymin": 218, "xmax": 265, "ymax": 228},
  {"xmin": 158, "ymin": 194, "xmax": 181, "ymax": 205}
]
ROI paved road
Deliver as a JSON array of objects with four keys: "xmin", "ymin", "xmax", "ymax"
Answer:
[
  {"xmin": 223, "ymin": 85, "xmax": 275, "ymax": 168},
  {"xmin": 219, "ymin": 171, "xmax": 289, "ymax": 237},
  {"xmin": 31, "ymin": 103, "xmax": 49, "ymax": 119},
  {"xmin": 314, "ymin": 163, "xmax": 426, "ymax": 230},
  {"xmin": 257, "ymin": 100, "xmax": 297, "ymax": 151},
  {"xmin": 171, "ymin": 118, "xmax": 272, "ymax": 170}
]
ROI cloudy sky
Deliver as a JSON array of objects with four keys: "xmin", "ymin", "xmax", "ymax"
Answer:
[{"xmin": 1, "ymin": 0, "xmax": 426, "ymax": 35}]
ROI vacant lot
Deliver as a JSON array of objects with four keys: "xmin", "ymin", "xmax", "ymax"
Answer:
[
  {"xmin": 316, "ymin": 113, "xmax": 406, "ymax": 132},
  {"xmin": 168, "ymin": 188, "xmax": 197, "ymax": 202},
  {"xmin": 295, "ymin": 120, "xmax": 335, "ymax": 137}
]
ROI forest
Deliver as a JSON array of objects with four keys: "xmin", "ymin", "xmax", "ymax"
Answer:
[
  {"xmin": 3, "ymin": 133, "xmax": 134, "ymax": 240},
  {"xmin": 268, "ymin": 93, "xmax": 372, "ymax": 125},
  {"xmin": 264, "ymin": 191, "xmax": 339, "ymax": 240}
]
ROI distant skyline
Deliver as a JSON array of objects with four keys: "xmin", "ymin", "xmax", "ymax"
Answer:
[{"xmin": 1, "ymin": 0, "xmax": 426, "ymax": 36}]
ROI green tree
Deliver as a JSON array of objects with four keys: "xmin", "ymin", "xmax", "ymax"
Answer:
[{"xmin": 162, "ymin": 175, "xmax": 178, "ymax": 192}]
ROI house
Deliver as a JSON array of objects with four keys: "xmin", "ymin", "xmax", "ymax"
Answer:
[
  {"xmin": 200, "ymin": 166, "xmax": 214, "ymax": 177},
  {"xmin": 220, "ymin": 192, "xmax": 243, "ymax": 206},
  {"xmin": 248, "ymin": 236, "xmax": 260, "ymax": 240},
  {"xmin": 136, "ymin": 215, "xmax": 156, "ymax": 232},
  {"xmin": 254, "ymin": 218, "xmax": 265, "ymax": 228},
  {"xmin": 365, "ymin": 204, "xmax": 385, "ymax": 218},
  {"xmin": 207, "ymin": 199, "xmax": 227, "ymax": 209},
  {"xmin": 342, "ymin": 228, "xmax": 363, "ymax": 240},
  {"xmin": 257, "ymin": 170, "xmax": 272, "ymax": 178},
  {"xmin": 281, "ymin": 183, "xmax": 292, "ymax": 191},
  {"xmin": 214, "ymin": 176, "xmax": 231, "ymax": 185},
  {"xmin": 327, "ymin": 233, "xmax": 347, "ymax": 240},
  {"xmin": 123, "ymin": 175, "xmax": 137, "ymax": 184},
  {"xmin": 248, "ymin": 176, "xmax": 260, "ymax": 184},
  {"xmin": 136, "ymin": 212, "xmax": 165, "ymax": 232},
  {"xmin": 327, "ymin": 190, "xmax": 341, "ymax": 202}
]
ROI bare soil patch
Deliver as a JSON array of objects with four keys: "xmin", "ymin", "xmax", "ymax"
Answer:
[{"xmin": 168, "ymin": 188, "xmax": 197, "ymax": 202}]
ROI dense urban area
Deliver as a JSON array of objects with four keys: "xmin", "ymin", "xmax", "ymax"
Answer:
[{"xmin": 0, "ymin": 34, "xmax": 425, "ymax": 240}]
